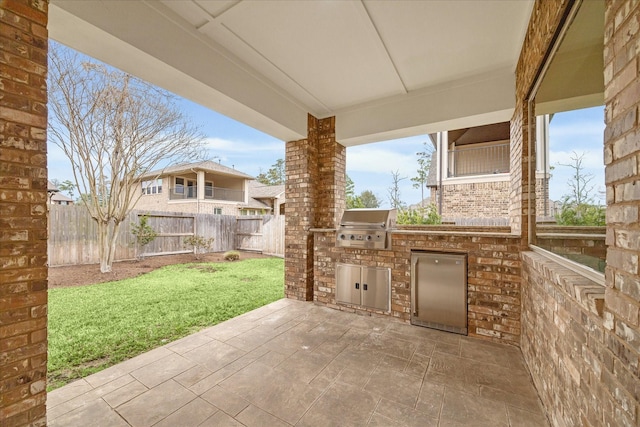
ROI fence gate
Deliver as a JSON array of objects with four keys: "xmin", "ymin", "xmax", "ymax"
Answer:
[
  {"xmin": 138, "ymin": 213, "xmax": 195, "ymax": 257},
  {"xmin": 236, "ymin": 216, "xmax": 264, "ymax": 252}
]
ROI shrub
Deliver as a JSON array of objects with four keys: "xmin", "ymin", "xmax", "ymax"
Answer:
[
  {"xmin": 183, "ymin": 235, "xmax": 215, "ymax": 260},
  {"xmin": 224, "ymin": 251, "xmax": 240, "ymax": 261},
  {"xmin": 397, "ymin": 204, "xmax": 442, "ymax": 225},
  {"xmin": 131, "ymin": 215, "xmax": 157, "ymax": 259},
  {"xmin": 556, "ymin": 202, "xmax": 605, "ymax": 226}
]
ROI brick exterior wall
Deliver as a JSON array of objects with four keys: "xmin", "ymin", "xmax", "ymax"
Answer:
[
  {"xmin": 285, "ymin": 115, "xmax": 345, "ymax": 301},
  {"xmin": 438, "ymin": 180, "xmax": 510, "ymax": 220},
  {"xmin": 0, "ymin": 1, "xmax": 49, "ymax": 425},
  {"xmin": 314, "ymin": 229, "xmax": 522, "ymax": 344},
  {"xmin": 519, "ymin": 0, "xmax": 640, "ymax": 425}
]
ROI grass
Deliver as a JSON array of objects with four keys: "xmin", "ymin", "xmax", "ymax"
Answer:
[{"xmin": 47, "ymin": 258, "xmax": 284, "ymax": 390}]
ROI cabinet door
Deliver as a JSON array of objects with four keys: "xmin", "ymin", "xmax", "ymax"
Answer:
[
  {"xmin": 361, "ymin": 267, "xmax": 390, "ymax": 311},
  {"xmin": 336, "ymin": 264, "xmax": 362, "ymax": 305}
]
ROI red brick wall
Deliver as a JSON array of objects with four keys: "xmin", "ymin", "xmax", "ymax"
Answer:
[
  {"xmin": 285, "ymin": 115, "xmax": 345, "ymax": 301},
  {"xmin": 314, "ymin": 230, "xmax": 523, "ymax": 344},
  {"xmin": 520, "ymin": 0, "xmax": 640, "ymax": 425},
  {"xmin": 0, "ymin": 0, "xmax": 49, "ymax": 425}
]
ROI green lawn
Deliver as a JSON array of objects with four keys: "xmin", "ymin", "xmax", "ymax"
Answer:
[{"xmin": 48, "ymin": 258, "xmax": 284, "ymax": 390}]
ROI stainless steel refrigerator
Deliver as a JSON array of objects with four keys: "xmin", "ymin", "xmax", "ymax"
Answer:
[{"xmin": 410, "ymin": 252, "xmax": 467, "ymax": 335}]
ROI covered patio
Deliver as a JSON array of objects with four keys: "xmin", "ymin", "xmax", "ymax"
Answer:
[
  {"xmin": 47, "ymin": 299, "xmax": 546, "ymax": 427},
  {"xmin": 1, "ymin": 1, "xmax": 639, "ymax": 426}
]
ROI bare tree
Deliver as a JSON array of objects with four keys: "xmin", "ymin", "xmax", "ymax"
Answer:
[
  {"xmin": 411, "ymin": 142, "xmax": 434, "ymax": 207},
  {"xmin": 558, "ymin": 151, "xmax": 595, "ymax": 205},
  {"xmin": 48, "ymin": 42, "xmax": 205, "ymax": 272},
  {"xmin": 387, "ymin": 170, "xmax": 407, "ymax": 209}
]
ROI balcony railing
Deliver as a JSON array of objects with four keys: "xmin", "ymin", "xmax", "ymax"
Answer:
[
  {"xmin": 448, "ymin": 143, "xmax": 510, "ymax": 177},
  {"xmin": 169, "ymin": 186, "xmax": 244, "ymax": 202},
  {"xmin": 206, "ymin": 187, "xmax": 244, "ymax": 202}
]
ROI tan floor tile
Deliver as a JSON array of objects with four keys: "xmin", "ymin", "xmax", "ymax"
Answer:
[
  {"xmin": 220, "ymin": 362, "xmax": 323, "ymax": 425},
  {"xmin": 102, "ymin": 379, "xmax": 148, "ymax": 408},
  {"xmin": 405, "ymin": 352, "xmax": 430, "ymax": 378},
  {"xmin": 47, "ymin": 379, "xmax": 92, "ymax": 409},
  {"xmin": 183, "ymin": 339, "xmax": 246, "ymax": 372},
  {"xmin": 275, "ymin": 349, "xmax": 333, "ymax": 383},
  {"xmin": 297, "ymin": 382, "xmax": 379, "ymax": 427},
  {"xmin": 166, "ymin": 332, "xmax": 214, "ymax": 354},
  {"xmin": 84, "ymin": 347, "xmax": 173, "ymax": 388},
  {"xmin": 415, "ymin": 380, "xmax": 445, "ymax": 419},
  {"xmin": 374, "ymin": 398, "xmax": 439, "ymax": 427},
  {"xmin": 201, "ymin": 385, "xmax": 250, "ymax": 417},
  {"xmin": 175, "ymin": 365, "xmax": 215, "ymax": 389},
  {"xmin": 154, "ymin": 397, "xmax": 218, "ymax": 427},
  {"xmin": 48, "ymin": 399, "xmax": 129, "ymax": 427},
  {"xmin": 359, "ymin": 332, "xmax": 417, "ymax": 359},
  {"xmin": 440, "ymin": 389, "xmax": 509, "ymax": 427},
  {"xmin": 116, "ymin": 379, "xmax": 196, "ymax": 426},
  {"xmin": 367, "ymin": 413, "xmax": 403, "ymax": 426},
  {"xmin": 364, "ymin": 366, "xmax": 423, "ymax": 407},
  {"xmin": 199, "ymin": 410, "xmax": 244, "ymax": 426},
  {"xmin": 236, "ymin": 404, "xmax": 291, "ymax": 427},
  {"xmin": 131, "ymin": 352, "xmax": 195, "ymax": 388}
]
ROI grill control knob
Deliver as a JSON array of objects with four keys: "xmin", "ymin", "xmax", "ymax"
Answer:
[
  {"xmin": 339, "ymin": 234, "xmax": 346, "ymax": 240},
  {"xmin": 366, "ymin": 235, "xmax": 372, "ymax": 241},
  {"xmin": 349, "ymin": 235, "xmax": 355, "ymax": 240}
]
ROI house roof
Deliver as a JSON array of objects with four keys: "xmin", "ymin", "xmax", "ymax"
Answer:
[
  {"xmin": 51, "ymin": 193, "xmax": 74, "ymax": 203},
  {"xmin": 49, "ymin": 1, "xmax": 535, "ymax": 146},
  {"xmin": 47, "ymin": 180, "xmax": 60, "ymax": 192},
  {"xmin": 140, "ymin": 160, "xmax": 254, "ymax": 180},
  {"xmin": 241, "ymin": 198, "xmax": 271, "ymax": 210},
  {"xmin": 247, "ymin": 181, "xmax": 285, "ymax": 199}
]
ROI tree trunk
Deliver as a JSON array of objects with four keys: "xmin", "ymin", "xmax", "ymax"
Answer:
[{"xmin": 97, "ymin": 221, "xmax": 111, "ymax": 273}]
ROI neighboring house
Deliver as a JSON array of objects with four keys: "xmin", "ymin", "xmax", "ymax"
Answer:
[
  {"xmin": 246, "ymin": 181, "xmax": 285, "ymax": 216},
  {"xmin": 47, "ymin": 180, "xmax": 74, "ymax": 205},
  {"xmin": 427, "ymin": 119, "xmax": 552, "ymax": 225},
  {"xmin": 425, "ymin": 122, "xmax": 510, "ymax": 224},
  {"xmin": 134, "ymin": 161, "xmax": 284, "ymax": 216}
]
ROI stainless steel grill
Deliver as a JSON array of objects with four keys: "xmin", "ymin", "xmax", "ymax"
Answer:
[{"xmin": 336, "ymin": 208, "xmax": 396, "ymax": 250}]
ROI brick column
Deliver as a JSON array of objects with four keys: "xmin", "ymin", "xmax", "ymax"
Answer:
[
  {"xmin": 0, "ymin": 1, "xmax": 49, "ymax": 425},
  {"xmin": 285, "ymin": 115, "xmax": 344, "ymax": 300},
  {"xmin": 602, "ymin": 0, "xmax": 640, "ymax": 409},
  {"xmin": 511, "ymin": 0, "xmax": 571, "ymax": 244}
]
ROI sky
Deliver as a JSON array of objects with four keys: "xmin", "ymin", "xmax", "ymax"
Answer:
[
  {"xmin": 47, "ymin": 44, "xmax": 604, "ymax": 208},
  {"xmin": 547, "ymin": 106, "xmax": 606, "ymax": 204}
]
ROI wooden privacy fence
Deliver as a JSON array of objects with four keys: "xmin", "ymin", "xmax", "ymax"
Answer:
[
  {"xmin": 236, "ymin": 215, "xmax": 285, "ymax": 256},
  {"xmin": 47, "ymin": 205, "xmax": 284, "ymax": 266}
]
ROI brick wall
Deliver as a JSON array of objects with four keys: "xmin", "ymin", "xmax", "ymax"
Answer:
[
  {"xmin": 439, "ymin": 180, "xmax": 510, "ymax": 219},
  {"xmin": 285, "ymin": 115, "xmax": 345, "ymax": 301},
  {"xmin": 519, "ymin": 0, "xmax": 640, "ymax": 425},
  {"xmin": 314, "ymin": 229, "xmax": 522, "ymax": 345},
  {"xmin": 0, "ymin": 1, "xmax": 49, "ymax": 425}
]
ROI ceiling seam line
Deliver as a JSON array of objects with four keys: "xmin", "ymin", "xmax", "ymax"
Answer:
[
  {"xmin": 360, "ymin": 0, "xmax": 408, "ymax": 94},
  {"xmin": 219, "ymin": 22, "xmax": 332, "ymax": 114}
]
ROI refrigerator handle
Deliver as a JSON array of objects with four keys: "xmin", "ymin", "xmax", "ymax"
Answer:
[{"xmin": 411, "ymin": 257, "xmax": 418, "ymax": 317}]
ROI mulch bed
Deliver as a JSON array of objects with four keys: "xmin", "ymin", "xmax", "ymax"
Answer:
[{"xmin": 48, "ymin": 251, "xmax": 271, "ymax": 288}]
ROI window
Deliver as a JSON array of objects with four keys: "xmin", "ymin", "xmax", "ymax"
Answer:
[
  {"xmin": 141, "ymin": 179, "xmax": 162, "ymax": 195},
  {"xmin": 175, "ymin": 177, "xmax": 184, "ymax": 194},
  {"xmin": 214, "ymin": 208, "xmax": 222, "ymax": 215},
  {"xmin": 529, "ymin": 0, "xmax": 605, "ymax": 281},
  {"xmin": 205, "ymin": 182, "xmax": 213, "ymax": 198}
]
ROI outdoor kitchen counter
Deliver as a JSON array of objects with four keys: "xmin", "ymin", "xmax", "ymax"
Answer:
[
  {"xmin": 311, "ymin": 226, "xmax": 525, "ymax": 344},
  {"xmin": 311, "ymin": 226, "xmax": 515, "ymax": 238}
]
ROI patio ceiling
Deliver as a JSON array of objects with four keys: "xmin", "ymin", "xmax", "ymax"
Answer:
[{"xmin": 48, "ymin": 0, "xmax": 534, "ymax": 146}]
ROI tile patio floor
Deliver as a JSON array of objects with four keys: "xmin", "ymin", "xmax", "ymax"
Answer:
[{"xmin": 47, "ymin": 299, "xmax": 549, "ymax": 426}]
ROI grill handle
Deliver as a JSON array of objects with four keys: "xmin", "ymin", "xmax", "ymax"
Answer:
[{"xmin": 411, "ymin": 257, "xmax": 418, "ymax": 317}]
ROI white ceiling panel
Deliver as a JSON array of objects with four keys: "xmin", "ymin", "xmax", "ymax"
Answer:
[
  {"xmin": 49, "ymin": 0, "xmax": 535, "ymax": 145},
  {"xmin": 213, "ymin": 1, "xmax": 406, "ymax": 110}
]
